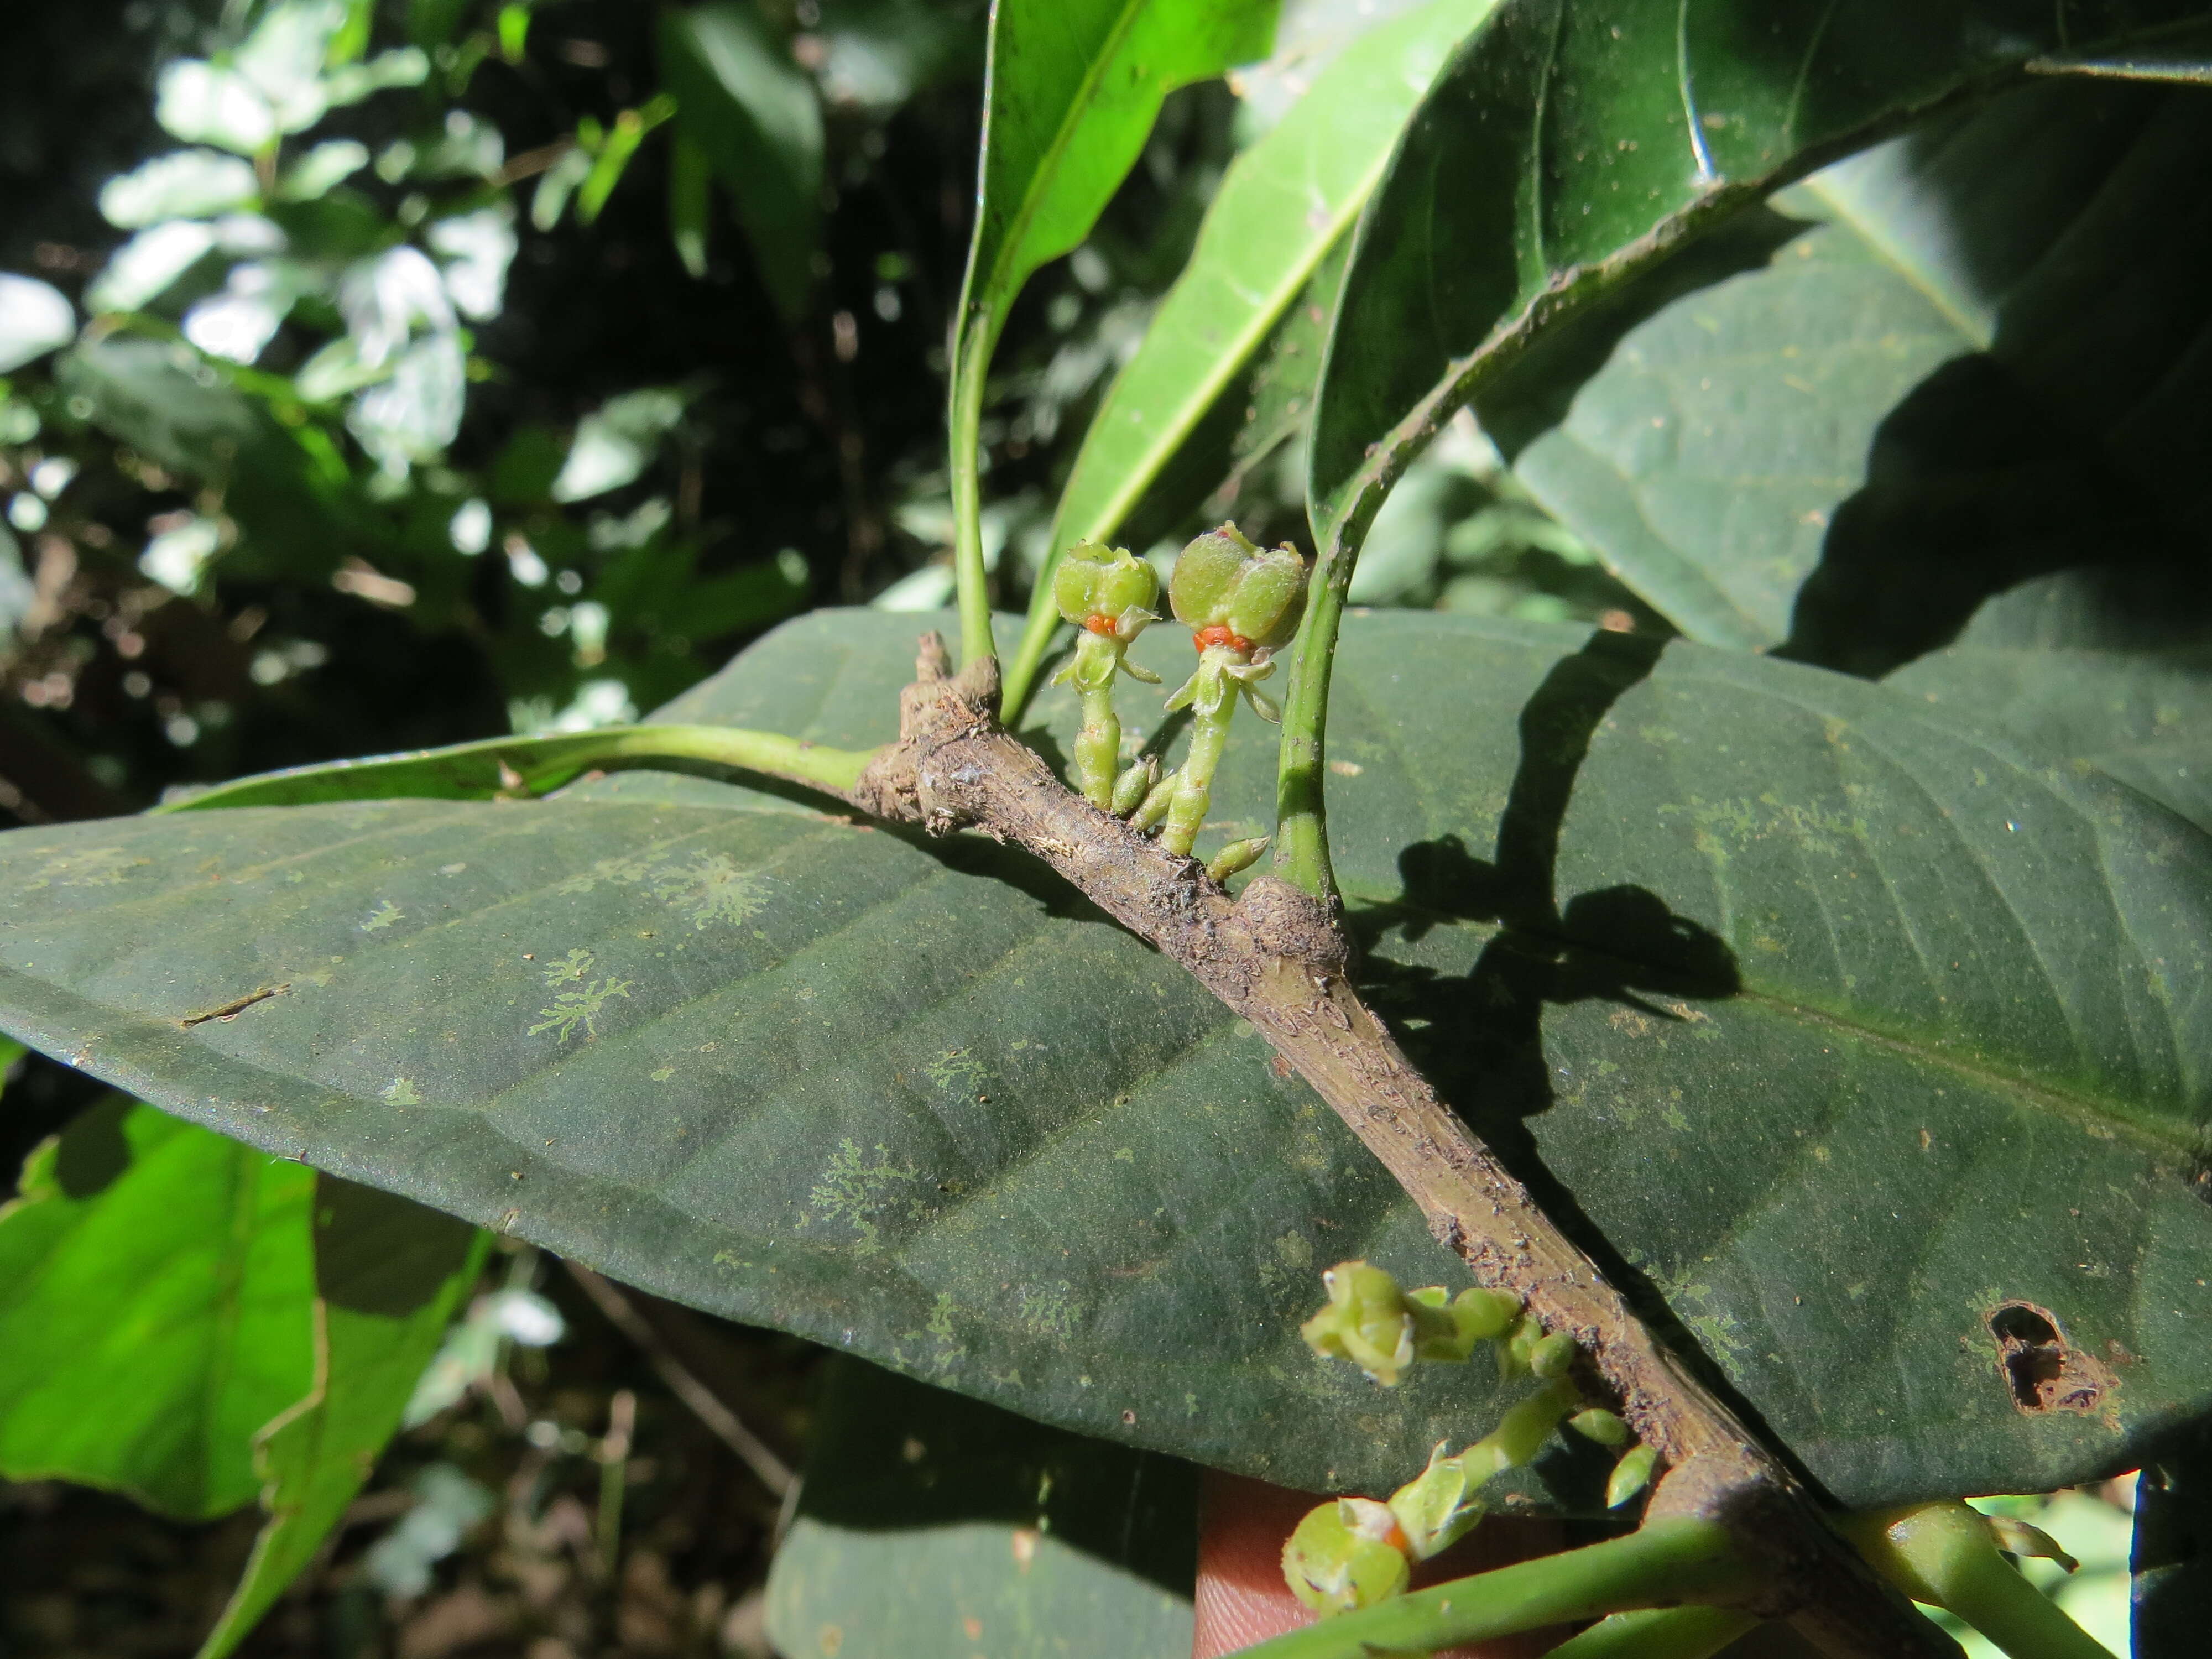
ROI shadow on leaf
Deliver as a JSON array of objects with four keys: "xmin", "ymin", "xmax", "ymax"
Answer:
[{"xmin": 1350, "ymin": 628, "xmax": 1740, "ymax": 1122}]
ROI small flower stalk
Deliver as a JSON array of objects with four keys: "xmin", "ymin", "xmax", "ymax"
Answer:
[
  {"xmin": 1157, "ymin": 524, "xmax": 1306, "ymax": 857},
  {"xmin": 1050, "ymin": 541, "xmax": 1160, "ymax": 808},
  {"xmin": 1840, "ymin": 1500, "xmax": 2104, "ymax": 1659}
]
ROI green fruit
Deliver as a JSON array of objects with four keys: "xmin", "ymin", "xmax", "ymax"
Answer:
[
  {"xmin": 1282, "ymin": 1498, "xmax": 1412, "ymax": 1615},
  {"xmin": 1167, "ymin": 523, "xmax": 1307, "ymax": 647},
  {"xmin": 1053, "ymin": 540, "xmax": 1158, "ymax": 628}
]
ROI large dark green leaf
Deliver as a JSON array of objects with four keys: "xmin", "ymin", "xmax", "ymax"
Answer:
[
  {"xmin": 0, "ymin": 1098, "xmax": 316, "ymax": 1517},
  {"xmin": 1885, "ymin": 641, "xmax": 2212, "ymax": 832},
  {"xmin": 3, "ymin": 609, "xmax": 2211, "ymax": 1508},
  {"xmin": 1308, "ymin": 0, "xmax": 2212, "ymax": 560},
  {"xmin": 765, "ymin": 1358, "xmax": 1196, "ymax": 1659},
  {"xmin": 1475, "ymin": 80, "xmax": 2212, "ymax": 665}
]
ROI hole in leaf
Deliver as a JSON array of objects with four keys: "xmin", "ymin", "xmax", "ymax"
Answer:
[{"xmin": 1989, "ymin": 1301, "xmax": 2116, "ymax": 1415}]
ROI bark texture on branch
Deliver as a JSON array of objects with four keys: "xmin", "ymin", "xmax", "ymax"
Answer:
[{"xmin": 847, "ymin": 638, "xmax": 1955, "ymax": 1659}]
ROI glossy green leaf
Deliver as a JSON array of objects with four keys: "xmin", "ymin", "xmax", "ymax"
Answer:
[
  {"xmin": 1004, "ymin": 0, "xmax": 1493, "ymax": 711},
  {"xmin": 948, "ymin": 0, "xmax": 1280, "ymax": 663},
  {"xmin": 4, "ymin": 609, "xmax": 2212, "ymax": 1508},
  {"xmin": 0, "ymin": 1098, "xmax": 316, "ymax": 1517},
  {"xmin": 659, "ymin": 2, "xmax": 824, "ymax": 322},
  {"xmin": 765, "ymin": 1358, "xmax": 1196, "ymax": 1659},
  {"xmin": 1477, "ymin": 80, "xmax": 2212, "ymax": 661},
  {"xmin": 197, "ymin": 1181, "xmax": 487, "ymax": 1659},
  {"xmin": 1308, "ymin": 0, "xmax": 2212, "ymax": 562}
]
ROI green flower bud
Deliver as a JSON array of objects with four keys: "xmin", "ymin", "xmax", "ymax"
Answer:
[
  {"xmin": 1112, "ymin": 755, "xmax": 1160, "ymax": 817},
  {"xmin": 1054, "ymin": 541, "xmax": 1159, "ymax": 638},
  {"xmin": 1500, "ymin": 1311, "xmax": 1547, "ymax": 1379},
  {"xmin": 1387, "ymin": 1443, "xmax": 1487, "ymax": 1562},
  {"xmin": 1129, "ymin": 770, "xmax": 1176, "ymax": 832},
  {"xmin": 1167, "ymin": 523, "xmax": 1307, "ymax": 648},
  {"xmin": 1606, "ymin": 1442, "xmax": 1658, "ymax": 1509},
  {"xmin": 1303, "ymin": 1262, "xmax": 1521, "ymax": 1386},
  {"xmin": 1405, "ymin": 1284, "xmax": 1520, "ymax": 1361},
  {"xmin": 1529, "ymin": 1331, "xmax": 1577, "ymax": 1380},
  {"xmin": 1300, "ymin": 1260, "xmax": 1418, "ymax": 1387},
  {"xmin": 1205, "ymin": 835, "xmax": 1270, "ymax": 884},
  {"xmin": 1281, "ymin": 1498, "xmax": 1412, "ymax": 1616},
  {"xmin": 1568, "ymin": 1408, "xmax": 1631, "ymax": 1447}
]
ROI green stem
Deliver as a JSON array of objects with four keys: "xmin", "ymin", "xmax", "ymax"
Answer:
[
  {"xmin": 155, "ymin": 725, "xmax": 880, "ymax": 813},
  {"xmin": 947, "ymin": 330, "xmax": 999, "ymax": 672},
  {"xmin": 1459, "ymin": 1378, "xmax": 1579, "ymax": 1481},
  {"xmin": 1843, "ymin": 1504, "xmax": 2114, "ymax": 1659},
  {"xmin": 1926, "ymin": 1551, "xmax": 2112, "ymax": 1659},
  {"xmin": 1236, "ymin": 1519, "xmax": 1760, "ymax": 1659},
  {"xmin": 1068, "ymin": 629, "xmax": 1128, "ymax": 806},
  {"xmin": 1271, "ymin": 488, "xmax": 1384, "ymax": 906},
  {"xmin": 1003, "ymin": 566, "xmax": 1071, "ymax": 725},
  {"xmin": 1545, "ymin": 1607, "xmax": 1761, "ymax": 1659},
  {"xmin": 1077, "ymin": 682, "xmax": 1120, "ymax": 806},
  {"xmin": 1161, "ymin": 650, "xmax": 1239, "ymax": 856}
]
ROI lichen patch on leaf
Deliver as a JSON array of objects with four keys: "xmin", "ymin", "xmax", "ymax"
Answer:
[
  {"xmin": 807, "ymin": 1139, "xmax": 915, "ymax": 1256},
  {"xmin": 528, "ymin": 975, "xmax": 634, "ymax": 1042}
]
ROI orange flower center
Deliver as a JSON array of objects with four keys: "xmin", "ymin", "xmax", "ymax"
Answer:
[
  {"xmin": 1193, "ymin": 624, "xmax": 1252, "ymax": 653},
  {"xmin": 1082, "ymin": 613, "xmax": 1118, "ymax": 634}
]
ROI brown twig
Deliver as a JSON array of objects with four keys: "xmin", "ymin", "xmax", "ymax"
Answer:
[
  {"xmin": 566, "ymin": 1263, "xmax": 796, "ymax": 1501},
  {"xmin": 830, "ymin": 635, "xmax": 1954, "ymax": 1659}
]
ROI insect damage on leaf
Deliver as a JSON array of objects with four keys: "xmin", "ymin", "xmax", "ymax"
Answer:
[
  {"xmin": 1988, "ymin": 1301, "xmax": 2117, "ymax": 1416},
  {"xmin": 177, "ymin": 982, "xmax": 289, "ymax": 1026}
]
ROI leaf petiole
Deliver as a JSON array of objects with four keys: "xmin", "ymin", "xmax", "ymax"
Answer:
[
  {"xmin": 154, "ymin": 725, "xmax": 880, "ymax": 813},
  {"xmin": 1235, "ymin": 1518, "xmax": 1761, "ymax": 1659}
]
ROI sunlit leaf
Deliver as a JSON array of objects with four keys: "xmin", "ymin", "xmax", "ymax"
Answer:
[
  {"xmin": 0, "ymin": 275, "xmax": 75, "ymax": 374},
  {"xmin": 233, "ymin": 0, "xmax": 348, "ymax": 132},
  {"xmin": 948, "ymin": 0, "xmax": 1279, "ymax": 656},
  {"xmin": 426, "ymin": 205, "xmax": 518, "ymax": 321},
  {"xmin": 348, "ymin": 335, "xmax": 466, "ymax": 474},
  {"xmin": 321, "ymin": 48, "xmax": 431, "ymax": 106},
  {"xmin": 0, "ymin": 1100, "xmax": 316, "ymax": 1517},
  {"xmin": 551, "ymin": 388, "xmax": 686, "ymax": 503},
  {"xmin": 157, "ymin": 61, "xmax": 280, "ymax": 155},
  {"xmin": 276, "ymin": 138, "xmax": 372, "ymax": 201},
  {"xmin": 195, "ymin": 1183, "xmax": 486, "ymax": 1659},
  {"xmin": 100, "ymin": 150, "xmax": 263, "ymax": 228}
]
